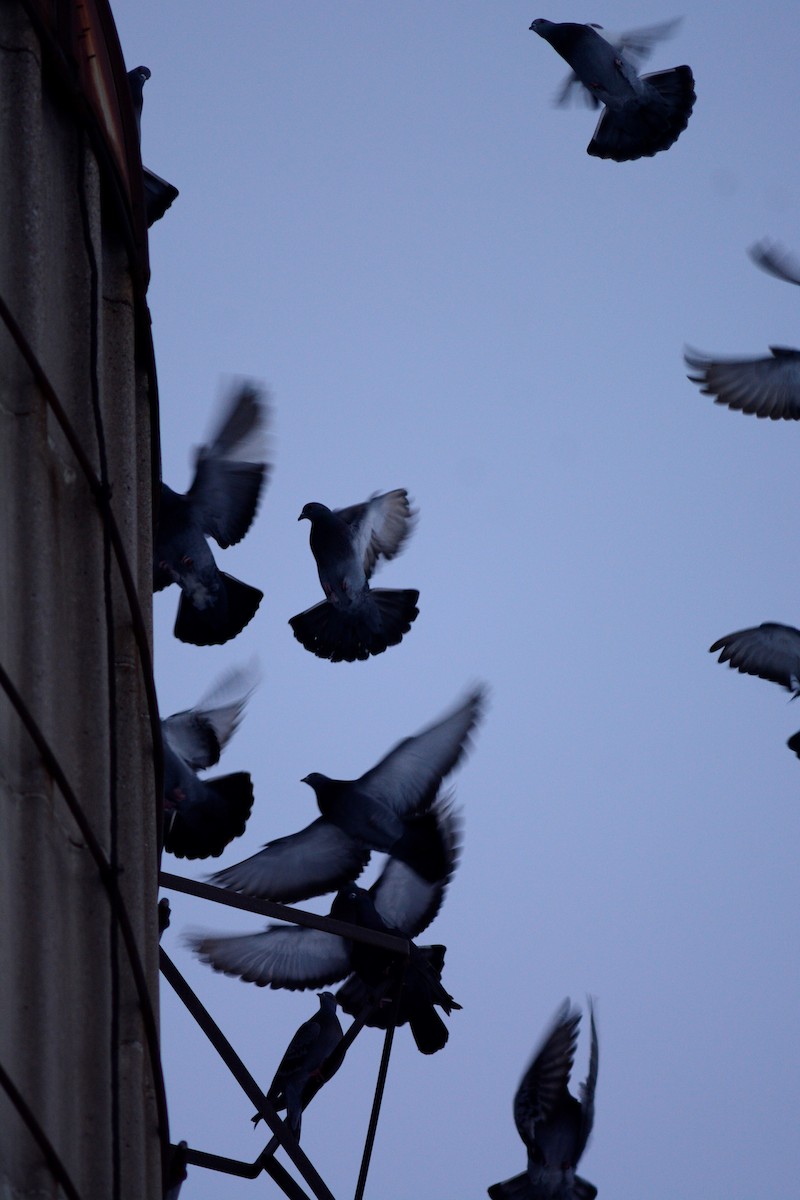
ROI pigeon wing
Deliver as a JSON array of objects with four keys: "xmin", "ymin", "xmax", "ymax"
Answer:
[
  {"xmin": 577, "ymin": 1000, "xmax": 599, "ymax": 1158},
  {"xmin": 370, "ymin": 793, "xmax": 461, "ymax": 936},
  {"xmin": 357, "ymin": 687, "xmax": 485, "ymax": 819},
  {"xmin": 209, "ymin": 818, "xmax": 370, "ymax": 903},
  {"xmin": 189, "ymin": 383, "xmax": 270, "ymax": 548},
  {"xmin": 686, "ymin": 345, "xmax": 800, "ymax": 419},
  {"xmin": 336, "ymin": 489, "xmax": 416, "ymax": 579},
  {"xmin": 749, "ymin": 239, "xmax": 800, "ymax": 287},
  {"xmin": 513, "ymin": 1001, "xmax": 581, "ymax": 1145},
  {"xmin": 187, "ymin": 923, "xmax": 353, "ymax": 989},
  {"xmin": 161, "ymin": 662, "xmax": 258, "ymax": 770},
  {"xmin": 709, "ymin": 623, "xmax": 800, "ymax": 693}
]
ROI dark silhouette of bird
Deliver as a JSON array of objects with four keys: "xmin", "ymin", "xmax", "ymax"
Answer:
[
  {"xmin": 162, "ymin": 662, "xmax": 258, "ymax": 859},
  {"xmin": 188, "ymin": 793, "xmax": 462, "ymax": 1054},
  {"xmin": 125, "ymin": 64, "xmax": 179, "ymax": 225},
  {"xmin": 154, "ymin": 382, "xmax": 268, "ymax": 645},
  {"xmin": 126, "ymin": 65, "xmax": 151, "ymax": 137},
  {"xmin": 488, "ymin": 999, "xmax": 598, "ymax": 1200},
  {"xmin": 289, "ymin": 488, "xmax": 419, "ymax": 662},
  {"xmin": 252, "ymin": 992, "xmax": 345, "ymax": 1139},
  {"xmin": 529, "ymin": 18, "xmax": 694, "ymax": 161},
  {"xmin": 686, "ymin": 241, "xmax": 800, "ymax": 419},
  {"xmin": 710, "ymin": 622, "xmax": 800, "ymax": 697},
  {"xmin": 208, "ymin": 686, "xmax": 484, "ymax": 902}
]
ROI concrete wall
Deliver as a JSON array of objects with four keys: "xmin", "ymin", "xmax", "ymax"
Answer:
[{"xmin": 0, "ymin": 3, "xmax": 162, "ymax": 1196}]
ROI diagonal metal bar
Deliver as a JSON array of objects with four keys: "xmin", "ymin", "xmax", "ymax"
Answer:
[
  {"xmin": 353, "ymin": 973, "xmax": 405, "ymax": 1200},
  {"xmin": 159, "ymin": 948, "xmax": 336, "ymax": 1200},
  {"xmin": 0, "ymin": 1060, "xmax": 84, "ymax": 1200},
  {"xmin": 159, "ymin": 872, "xmax": 410, "ymax": 957}
]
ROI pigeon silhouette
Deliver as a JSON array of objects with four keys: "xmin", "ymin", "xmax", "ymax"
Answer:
[
  {"xmin": 208, "ymin": 687, "xmax": 483, "ymax": 902},
  {"xmin": 189, "ymin": 793, "xmax": 462, "ymax": 1054},
  {"xmin": 154, "ymin": 382, "xmax": 268, "ymax": 646},
  {"xmin": 289, "ymin": 488, "xmax": 419, "ymax": 662},
  {"xmin": 686, "ymin": 241, "xmax": 800, "ymax": 419},
  {"xmin": 488, "ymin": 999, "xmax": 598, "ymax": 1200},
  {"xmin": 710, "ymin": 621, "xmax": 800, "ymax": 704},
  {"xmin": 529, "ymin": 18, "xmax": 694, "ymax": 161},
  {"xmin": 252, "ymin": 992, "xmax": 345, "ymax": 1139},
  {"xmin": 125, "ymin": 65, "xmax": 179, "ymax": 226},
  {"xmin": 162, "ymin": 662, "xmax": 259, "ymax": 859}
]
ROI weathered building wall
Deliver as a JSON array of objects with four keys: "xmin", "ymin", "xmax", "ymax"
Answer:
[{"xmin": 0, "ymin": 2, "xmax": 163, "ymax": 1195}]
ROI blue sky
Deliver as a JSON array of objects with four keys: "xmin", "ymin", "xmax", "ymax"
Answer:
[{"xmin": 115, "ymin": 4, "xmax": 800, "ymax": 1196}]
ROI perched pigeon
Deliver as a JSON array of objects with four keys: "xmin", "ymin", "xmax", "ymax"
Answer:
[
  {"xmin": 289, "ymin": 489, "xmax": 419, "ymax": 662},
  {"xmin": 686, "ymin": 241, "xmax": 800, "ymax": 419},
  {"xmin": 252, "ymin": 992, "xmax": 345, "ymax": 1139},
  {"xmin": 710, "ymin": 623, "xmax": 800, "ymax": 697},
  {"xmin": 208, "ymin": 687, "xmax": 483, "ymax": 902},
  {"xmin": 127, "ymin": 65, "xmax": 151, "ymax": 137},
  {"xmin": 529, "ymin": 18, "xmax": 695, "ymax": 161},
  {"xmin": 162, "ymin": 662, "xmax": 259, "ymax": 859},
  {"xmin": 155, "ymin": 383, "xmax": 268, "ymax": 645},
  {"xmin": 125, "ymin": 65, "xmax": 179, "ymax": 225},
  {"xmin": 189, "ymin": 794, "xmax": 462, "ymax": 1054},
  {"xmin": 488, "ymin": 999, "xmax": 598, "ymax": 1200}
]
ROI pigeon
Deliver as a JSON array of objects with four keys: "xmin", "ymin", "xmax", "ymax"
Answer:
[
  {"xmin": 686, "ymin": 241, "xmax": 800, "ymax": 419},
  {"xmin": 289, "ymin": 489, "xmax": 419, "ymax": 662},
  {"xmin": 162, "ymin": 662, "xmax": 259, "ymax": 859},
  {"xmin": 125, "ymin": 65, "xmax": 179, "ymax": 225},
  {"xmin": 189, "ymin": 793, "xmax": 462, "ymax": 1054},
  {"xmin": 208, "ymin": 687, "xmax": 483, "ymax": 902},
  {"xmin": 552, "ymin": 18, "xmax": 681, "ymax": 107},
  {"xmin": 252, "ymin": 992, "xmax": 345, "ymax": 1138},
  {"xmin": 529, "ymin": 18, "xmax": 695, "ymax": 161},
  {"xmin": 710, "ymin": 623, "xmax": 800, "ymax": 698},
  {"xmin": 488, "ymin": 999, "xmax": 598, "ymax": 1200},
  {"xmin": 126, "ymin": 65, "xmax": 151, "ymax": 137},
  {"xmin": 154, "ymin": 382, "xmax": 268, "ymax": 645}
]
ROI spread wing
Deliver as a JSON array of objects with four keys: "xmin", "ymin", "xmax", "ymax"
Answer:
[
  {"xmin": 357, "ymin": 687, "xmax": 485, "ymax": 819},
  {"xmin": 710, "ymin": 623, "xmax": 800, "ymax": 694},
  {"xmin": 686, "ymin": 345, "xmax": 800, "ymax": 420},
  {"xmin": 189, "ymin": 383, "xmax": 270, "ymax": 547},
  {"xmin": 186, "ymin": 922, "xmax": 353, "ymax": 989},
  {"xmin": 209, "ymin": 818, "xmax": 370, "ymax": 902},
  {"xmin": 336, "ymin": 489, "xmax": 416, "ymax": 579}
]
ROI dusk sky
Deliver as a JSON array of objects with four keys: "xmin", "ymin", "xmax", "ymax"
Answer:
[{"xmin": 115, "ymin": 4, "xmax": 800, "ymax": 1196}]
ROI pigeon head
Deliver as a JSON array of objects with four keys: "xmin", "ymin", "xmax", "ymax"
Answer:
[
  {"xmin": 298, "ymin": 502, "xmax": 331, "ymax": 522},
  {"xmin": 529, "ymin": 19, "xmax": 555, "ymax": 38},
  {"xmin": 131, "ymin": 65, "xmax": 151, "ymax": 82},
  {"xmin": 301, "ymin": 772, "xmax": 329, "ymax": 792}
]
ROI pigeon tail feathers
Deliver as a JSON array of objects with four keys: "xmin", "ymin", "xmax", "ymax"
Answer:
[
  {"xmin": 588, "ymin": 65, "xmax": 695, "ymax": 161},
  {"xmin": 163, "ymin": 772, "xmax": 254, "ymax": 859},
  {"xmin": 174, "ymin": 572, "xmax": 263, "ymax": 645},
  {"xmin": 289, "ymin": 588, "xmax": 419, "ymax": 662}
]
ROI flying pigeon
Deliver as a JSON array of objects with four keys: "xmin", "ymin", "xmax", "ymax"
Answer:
[
  {"xmin": 529, "ymin": 18, "xmax": 695, "ymax": 161},
  {"xmin": 686, "ymin": 241, "xmax": 800, "ymax": 419},
  {"xmin": 188, "ymin": 794, "xmax": 462, "ymax": 1054},
  {"xmin": 252, "ymin": 992, "xmax": 345, "ymax": 1139},
  {"xmin": 488, "ymin": 999, "xmax": 598, "ymax": 1200},
  {"xmin": 162, "ymin": 662, "xmax": 259, "ymax": 859},
  {"xmin": 288, "ymin": 489, "xmax": 419, "ymax": 662},
  {"xmin": 208, "ymin": 687, "xmax": 483, "ymax": 902},
  {"xmin": 710, "ymin": 623, "xmax": 800, "ymax": 698},
  {"xmin": 154, "ymin": 382, "xmax": 268, "ymax": 646}
]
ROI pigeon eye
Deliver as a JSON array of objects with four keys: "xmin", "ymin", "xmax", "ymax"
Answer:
[{"xmin": 180, "ymin": 555, "xmax": 193, "ymax": 567}]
